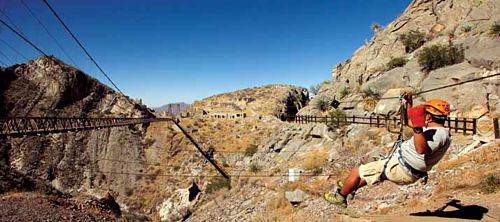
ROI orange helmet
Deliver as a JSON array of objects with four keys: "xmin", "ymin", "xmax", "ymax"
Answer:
[{"xmin": 424, "ymin": 99, "xmax": 450, "ymax": 116}]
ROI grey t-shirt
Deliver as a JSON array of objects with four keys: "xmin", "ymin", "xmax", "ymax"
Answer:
[{"xmin": 397, "ymin": 127, "xmax": 451, "ymax": 172}]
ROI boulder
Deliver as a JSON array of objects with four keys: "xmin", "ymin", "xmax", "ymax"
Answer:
[
  {"xmin": 285, "ymin": 189, "xmax": 306, "ymax": 205},
  {"xmin": 310, "ymin": 124, "xmax": 332, "ymax": 140},
  {"xmin": 374, "ymin": 88, "xmax": 403, "ymax": 117}
]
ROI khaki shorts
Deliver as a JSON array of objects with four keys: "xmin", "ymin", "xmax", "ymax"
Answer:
[{"xmin": 359, "ymin": 154, "xmax": 418, "ymax": 186}]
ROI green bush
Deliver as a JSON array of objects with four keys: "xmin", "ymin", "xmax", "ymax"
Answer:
[
  {"xmin": 339, "ymin": 86, "xmax": 350, "ymax": 99},
  {"xmin": 245, "ymin": 144, "xmax": 258, "ymax": 157},
  {"xmin": 327, "ymin": 109, "xmax": 347, "ymax": 129},
  {"xmin": 312, "ymin": 95, "xmax": 332, "ymax": 112},
  {"xmin": 385, "ymin": 57, "xmax": 408, "ymax": 70},
  {"xmin": 480, "ymin": 175, "xmax": 499, "ymax": 194},
  {"xmin": 490, "ymin": 20, "xmax": 500, "ymax": 36},
  {"xmin": 206, "ymin": 177, "xmax": 231, "ymax": 194},
  {"xmin": 417, "ymin": 43, "xmax": 465, "ymax": 72},
  {"xmin": 361, "ymin": 85, "xmax": 380, "ymax": 99},
  {"xmin": 399, "ymin": 30, "xmax": 426, "ymax": 53},
  {"xmin": 312, "ymin": 167, "xmax": 323, "ymax": 176},
  {"xmin": 461, "ymin": 22, "xmax": 473, "ymax": 33}
]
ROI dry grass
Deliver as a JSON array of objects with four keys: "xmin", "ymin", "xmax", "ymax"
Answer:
[
  {"xmin": 435, "ymin": 142, "xmax": 500, "ymax": 194},
  {"xmin": 300, "ymin": 149, "xmax": 328, "ymax": 170}
]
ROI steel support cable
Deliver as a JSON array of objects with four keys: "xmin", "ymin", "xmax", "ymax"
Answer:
[
  {"xmin": 171, "ymin": 119, "xmax": 231, "ymax": 179},
  {"xmin": 20, "ymin": 0, "xmax": 77, "ymax": 66},
  {"xmin": 336, "ymin": 72, "xmax": 500, "ymax": 104},
  {"xmin": 0, "ymin": 38, "xmax": 28, "ymax": 60},
  {"xmin": 0, "ymin": 18, "xmax": 48, "ymax": 56},
  {"xmin": 0, "ymin": 59, "xmax": 6, "ymax": 66},
  {"xmin": 0, "ymin": 8, "xmax": 25, "ymax": 36},
  {"xmin": 0, "ymin": 49, "xmax": 13, "ymax": 64},
  {"xmin": 41, "ymin": 0, "xmax": 126, "ymax": 98},
  {"xmin": 91, "ymin": 170, "xmax": 340, "ymax": 178}
]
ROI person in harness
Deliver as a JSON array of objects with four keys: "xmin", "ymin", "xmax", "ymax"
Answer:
[{"xmin": 324, "ymin": 91, "xmax": 452, "ymax": 208}]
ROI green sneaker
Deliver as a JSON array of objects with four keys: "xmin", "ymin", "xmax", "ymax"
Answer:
[
  {"xmin": 337, "ymin": 181, "xmax": 356, "ymax": 200},
  {"xmin": 324, "ymin": 190, "xmax": 347, "ymax": 208}
]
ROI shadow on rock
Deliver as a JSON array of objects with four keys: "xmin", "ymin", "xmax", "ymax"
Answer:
[{"xmin": 410, "ymin": 199, "xmax": 489, "ymax": 220}]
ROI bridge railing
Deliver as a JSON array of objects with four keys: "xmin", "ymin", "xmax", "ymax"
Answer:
[{"xmin": 0, "ymin": 117, "xmax": 171, "ymax": 136}]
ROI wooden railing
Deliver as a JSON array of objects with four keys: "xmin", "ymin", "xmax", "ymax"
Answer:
[{"xmin": 291, "ymin": 115, "xmax": 478, "ymax": 135}]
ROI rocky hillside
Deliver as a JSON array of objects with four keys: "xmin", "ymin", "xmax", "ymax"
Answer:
[
  {"xmin": 191, "ymin": 85, "xmax": 309, "ymax": 120},
  {"xmin": 307, "ymin": 0, "xmax": 499, "ymax": 118},
  {"xmin": 0, "ymin": 56, "xmax": 155, "ymax": 218}
]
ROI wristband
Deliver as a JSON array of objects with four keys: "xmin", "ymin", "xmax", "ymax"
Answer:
[{"xmin": 413, "ymin": 127, "xmax": 423, "ymax": 134}]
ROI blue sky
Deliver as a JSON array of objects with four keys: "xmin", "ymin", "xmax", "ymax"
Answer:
[{"xmin": 0, "ymin": 0, "xmax": 411, "ymax": 107}]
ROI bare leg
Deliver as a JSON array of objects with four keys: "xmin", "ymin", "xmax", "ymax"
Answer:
[{"xmin": 339, "ymin": 166, "xmax": 367, "ymax": 197}]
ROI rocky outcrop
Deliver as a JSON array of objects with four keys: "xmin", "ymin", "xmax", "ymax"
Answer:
[
  {"xmin": 0, "ymin": 56, "xmax": 154, "ymax": 213},
  {"xmin": 303, "ymin": 0, "xmax": 500, "ymax": 118},
  {"xmin": 190, "ymin": 85, "xmax": 309, "ymax": 120},
  {"xmin": 155, "ymin": 102, "xmax": 190, "ymax": 116}
]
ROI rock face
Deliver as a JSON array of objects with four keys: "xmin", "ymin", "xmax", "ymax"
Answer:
[
  {"xmin": 190, "ymin": 85, "xmax": 309, "ymax": 120},
  {"xmin": 0, "ymin": 56, "xmax": 154, "ymax": 207},
  {"xmin": 305, "ymin": 0, "xmax": 500, "ymax": 118}
]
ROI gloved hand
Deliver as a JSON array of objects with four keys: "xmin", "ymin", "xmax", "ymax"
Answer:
[{"xmin": 407, "ymin": 105, "xmax": 426, "ymax": 127}]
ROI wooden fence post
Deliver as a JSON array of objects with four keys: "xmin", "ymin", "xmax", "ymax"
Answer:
[
  {"xmin": 463, "ymin": 118, "xmax": 467, "ymax": 135},
  {"xmin": 494, "ymin": 118, "xmax": 499, "ymax": 139},
  {"xmin": 377, "ymin": 116, "xmax": 380, "ymax": 128},
  {"xmin": 352, "ymin": 116, "xmax": 356, "ymax": 124},
  {"xmin": 472, "ymin": 118, "xmax": 477, "ymax": 135},
  {"xmin": 454, "ymin": 118, "xmax": 458, "ymax": 133}
]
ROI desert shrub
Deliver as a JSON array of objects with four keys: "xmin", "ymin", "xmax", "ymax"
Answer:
[
  {"xmin": 248, "ymin": 163, "xmax": 261, "ymax": 173},
  {"xmin": 312, "ymin": 95, "xmax": 332, "ymax": 112},
  {"xmin": 480, "ymin": 175, "xmax": 499, "ymax": 194},
  {"xmin": 461, "ymin": 22, "xmax": 473, "ymax": 33},
  {"xmin": 327, "ymin": 109, "xmax": 347, "ymax": 128},
  {"xmin": 339, "ymin": 86, "xmax": 350, "ymax": 99},
  {"xmin": 361, "ymin": 85, "xmax": 380, "ymax": 99},
  {"xmin": 312, "ymin": 167, "xmax": 323, "ymax": 176},
  {"xmin": 490, "ymin": 20, "xmax": 500, "ymax": 36},
  {"xmin": 385, "ymin": 57, "xmax": 408, "ymax": 70},
  {"xmin": 417, "ymin": 43, "xmax": 465, "ymax": 71},
  {"xmin": 206, "ymin": 177, "xmax": 231, "ymax": 194},
  {"xmin": 245, "ymin": 144, "xmax": 258, "ymax": 157},
  {"xmin": 399, "ymin": 30, "xmax": 426, "ymax": 53},
  {"xmin": 371, "ymin": 22, "xmax": 382, "ymax": 33}
]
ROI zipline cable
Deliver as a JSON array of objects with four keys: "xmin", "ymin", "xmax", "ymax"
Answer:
[{"xmin": 336, "ymin": 72, "xmax": 500, "ymax": 104}]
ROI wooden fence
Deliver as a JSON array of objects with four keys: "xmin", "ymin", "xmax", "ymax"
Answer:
[{"xmin": 291, "ymin": 115, "xmax": 478, "ymax": 135}]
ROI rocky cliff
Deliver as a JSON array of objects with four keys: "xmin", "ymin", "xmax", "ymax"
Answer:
[
  {"xmin": 155, "ymin": 102, "xmax": 190, "ymax": 116},
  {"xmin": 191, "ymin": 84, "xmax": 309, "ymax": 120},
  {"xmin": 309, "ymin": 0, "xmax": 499, "ymax": 118},
  {"xmin": 0, "ymin": 56, "xmax": 154, "ymax": 216}
]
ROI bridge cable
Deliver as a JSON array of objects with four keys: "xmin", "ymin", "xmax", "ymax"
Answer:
[
  {"xmin": 0, "ymin": 49, "xmax": 13, "ymax": 64},
  {"xmin": 0, "ymin": 38, "xmax": 29, "ymax": 60},
  {"xmin": 0, "ymin": 18, "xmax": 48, "ymax": 56},
  {"xmin": 20, "ymin": 0, "xmax": 78, "ymax": 66},
  {"xmin": 41, "ymin": 0, "xmax": 127, "ymax": 98}
]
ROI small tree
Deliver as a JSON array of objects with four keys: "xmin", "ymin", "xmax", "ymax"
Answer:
[
  {"xmin": 399, "ymin": 30, "xmax": 426, "ymax": 53},
  {"xmin": 309, "ymin": 84, "xmax": 320, "ymax": 96},
  {"xmin": 461, "ymin": 22, "xmax": 473, "ymax": 33}
]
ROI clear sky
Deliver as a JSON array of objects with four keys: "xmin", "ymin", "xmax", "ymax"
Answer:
[{"xmin": 0, "ymin": 0, "xmax": 411, "ymax": 107}]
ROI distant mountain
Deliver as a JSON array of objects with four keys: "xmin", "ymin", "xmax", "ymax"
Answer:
[{"xmin": 154, "ymin": 102, "xmax": 190, "ymax": 115}]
